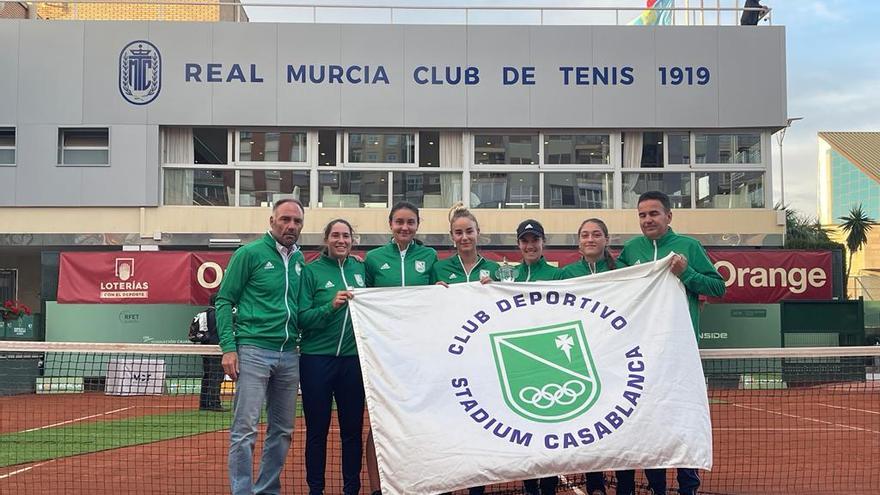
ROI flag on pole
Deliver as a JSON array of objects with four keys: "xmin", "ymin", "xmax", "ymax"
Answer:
[
  {"xmin": 349, "ymin": 255, "xmax": 712, "ymax": 495},
  {"xmin": 629, "ymin": 0, "xmax": 676, "ymax": 25}
]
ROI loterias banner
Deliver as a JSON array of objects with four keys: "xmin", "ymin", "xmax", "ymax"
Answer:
[{"xmin": 57, "ymin": 249, "xmax": 833, "ymax": 305}]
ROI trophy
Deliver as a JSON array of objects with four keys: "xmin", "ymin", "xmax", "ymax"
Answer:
[{"xmin": 495, "ymin": 257, "xmax": 517, "ymax": 282}]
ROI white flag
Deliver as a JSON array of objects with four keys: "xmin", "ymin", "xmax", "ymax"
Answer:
[{"xmin": 349, "ymin": 254, "xmax": 712, "ymax": 495}]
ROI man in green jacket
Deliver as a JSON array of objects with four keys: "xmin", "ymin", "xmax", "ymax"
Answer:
[
  {"xmin": 217, "ymin": 198, "xmax": 306, "ymax": 495},
  {"xmin": 615, "ymin": 191, "xmax": 725, "ymax": 495}
]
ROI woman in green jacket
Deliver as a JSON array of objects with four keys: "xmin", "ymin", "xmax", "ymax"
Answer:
[
  {"xmin": 298, "ymin": 219, "xmax": 366, "ymax": 495},
  {"xmin": 364, "ymin": 201, "xmax": 438, "ymax": 495},
  {"xmin": 561, "ymin": 218, "xmax": 615, "ymax": 495},
  {"xmin": 433, "ymin": 202, "xmax": 499, "ymax": 286}
]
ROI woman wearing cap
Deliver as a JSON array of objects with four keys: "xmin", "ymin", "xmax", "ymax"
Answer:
[
  {"xmin": 363, "ymin": 201, "xmax": 438, "ymax": 495},
  {"xmin": 513, "ymin": 218, "xmax": 562, "ymax": 495},
  {"xmin": 298, "ymin": 219, "xmax": 366, "ymax": 495},
  {"xmin": 560, "ymin": 218, "xmax": 616, "ymax": 495}
]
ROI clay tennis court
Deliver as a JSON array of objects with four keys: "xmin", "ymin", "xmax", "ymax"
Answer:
[{"xmin": 1, "ymin": 384, "xmax": 878, "ymax": 495}]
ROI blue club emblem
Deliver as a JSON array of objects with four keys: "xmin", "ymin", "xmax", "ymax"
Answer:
[{"xmin": 119, "ymin": 40, "xmax": 161, "ymax": 105}]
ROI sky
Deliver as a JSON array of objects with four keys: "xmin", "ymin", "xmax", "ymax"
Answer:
[{"xmin": 243, "ymin": 0, "xmax": 880, "ymax": 219}]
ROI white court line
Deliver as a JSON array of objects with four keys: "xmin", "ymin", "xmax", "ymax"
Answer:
[
  {"xmin": 713, "ymin": 427, "xmax": 860, "ymax": 431},
  {"xmin": 19, "ymin": 407, "xmax": 133, "ymax": 433},
  {"xmin": 0, "ymin": 460, "xmax": 57, "ymax": 480},
  {"xmin": 731, "ymin": 403, "xmax": 880, "ymax": 434},
  {"xmin": 559, "ymin": 474, "xmax": 586, "ymax": 495},
  {"xmin": 817, "ymin": 403, "xmax": 880, "ymax": 415}
]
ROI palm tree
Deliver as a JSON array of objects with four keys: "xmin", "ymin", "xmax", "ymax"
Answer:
[{"xmin": 838, "ymin": 204, "xmax": 877, "ymax": 283}]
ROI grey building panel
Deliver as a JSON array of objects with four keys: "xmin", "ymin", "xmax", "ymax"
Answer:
[
  {"xmin": 13, "ymin": 125, "xmax": 83, "ymax": 205},
  {"xmin": 590, "ymin": 26, "xmax": 656, "ymax": 128},
  {"xmin": 0, "ymin": 21, "xmax": 19, "ymax": 123},
  {"xmin": 17, "ymin": 22, "xmax": 84, "ymax": 125},
  {"xmin": 211, "ymin": 22, "xmax": 278, "ymax": 126},
  {"xmin": 144, "ymin": 125, "xmax": 160, "ymax": 205},
  {"xmin": 145, "ymin": 22, "xmax": 213, "ymax": 125},
  {"xmin": 530, "ymin": 26, "xmax": 594, "ymax": 128},
  {"xmin": 80, "ymin": 125, "xmax": 151, "ymax": 206},
  {"xmin": 466, "ymin": 26, "xmax": 532, "ymax": 128},
  {"xmin": 0, "ymin": 167, "xmax": 14, "ymax": 206},
  {"xmin": 276, "ymin": 23, "xmax": 342, "ymax": 127},
  {"xmin": 654, "ymin": 27, "xmax": 719, "ymax": 128},
  {"xmin": 340, "ymin": 25, "xmax": 405, "ymax": 127},
  {"xmin": 402, "ymin": 25, "xmax": 468, "ymax": 128},
  {"xmin": 718, "ymin": 27, "xmax": 786, "ymax": 128},
  {"xmin": 82, "ymin": 22, "xmax": 150, "ymax": 125}
]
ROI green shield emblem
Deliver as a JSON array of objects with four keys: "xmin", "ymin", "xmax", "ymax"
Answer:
[{"xmin": 491, "ymin": 320, "xmax": 601, "ymax": 423}]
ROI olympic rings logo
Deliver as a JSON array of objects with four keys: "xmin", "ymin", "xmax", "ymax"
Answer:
[{"xmin": 518, "ymin": 380, "xmax": 587, "ymax": 409}]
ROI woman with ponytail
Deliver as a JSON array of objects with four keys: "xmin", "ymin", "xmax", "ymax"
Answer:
[{"xmin": 432, "ymin": 202, "xmax": 499, "ymax": 287}]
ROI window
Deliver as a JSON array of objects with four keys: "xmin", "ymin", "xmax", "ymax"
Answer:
[
  {"xmin": 164, "ymin": 169, "xmax": 235, "ymax": 206},
  {"xmin": 639, "ymin": 132, "xmax": 664, "ymax": 168},
  {"xmin": 392, "ymin": 171, "xmax": 462, "ymax": 208},
  {"xmin": 0, "ymin": 128, "xmax": 14, "ymax": 165},
  {"xmin": 470, "ymin": 172, "xmax": 539, "ymax": 209},
  {"xmin": 474, "ymin": 135, "xmax": 539, "ymax": 165},
  {"xmin": 319, "ymin": 171, "xmax": 388, "ymax": 207},
  {"xmin": 695, "ymin": 133, "xmax": 761, "ymax": 164},
  {"xmin": 622, "ymin": 172, "xmax": 692, "ymax": 208},
  {"xmin": 239, "ymin": 131, "xmax": 306, "ymax": 162},
  {"xmin": 667, "ymin": 132, "xmax": 690, "ymax": 165},
  {"xmin": 544, "ymin": 134, "xmax": 610, "ymax": 164},
  {"xmin": 58, "ymin": 128, "xmax": 109, "ymax": 165},
  {"xmin": 544, "ymin": 173, "xmax": 613, "ymax": 209},
  {"xmin": 0, "ymin": 269, "xmax": 16, "ymax": 302},
  {"xmin": 419, "ymin": 131, "xmax": 440, "ymax": 167},
  {"xmin": 193, "ymin": 128, "xmax": 228, "ymax": 165},
  {"xmin": 348, "ymin": 133, "xmax": 414, "ymax": 164},
  {"xmin": 318, "ymin": 130, "xmax": 338, "ymax": 166},
  {"xmin": 696, "ymin": 171, "xmax": 764, "ymax": 208},
  {"xmin": 239, "ymin": 170, "xmax": 310, "ymax": 207}
]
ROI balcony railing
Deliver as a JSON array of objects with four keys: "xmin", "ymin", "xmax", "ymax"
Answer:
[{"xmin": 21, "ymin": 1, "xmax": 774, "ymax": 25}]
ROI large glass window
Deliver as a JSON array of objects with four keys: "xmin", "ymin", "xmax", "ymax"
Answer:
[
  {"xmin": 0, "ymin": 128, "xmax": 14, "ymax": 165},
  {"xmin": 58, "ymin": 128, "xmax": 109, "ymax": 165},
  {"xmin": 474, "ymin": 135, "xmax": 539, "ymax": 164},
  {"xmin": 640, "ymin": 132, "xmax": 664, "ymax": 168},
  {"xmin": 319, "ymin": 170, "xmax": 388, "ymax": 207},
  {"xmin": 544, "ymin": 134, "xmax": 610, "ymax": 164},
  {"xmin": 470, "ymin": 172, "xmax": 539, "ymax": 209},
  {"xmin": 544, "ymin": 173, "xmax": 613, "ymax": 209},
  {"xmin": 318, "ymin": 130, "xmax": 337, "ymax": 166},
  {"xmin": 667, "ymin": 132, "xmax": 690, "ymax": 165},
  {"xmin": 239, "ymin": 170, "xmax": 310, "ymax": 207},
  {"xmin": 392, "ymin": 171, "xmax": 462, "ymax": 208},
  {"xmin": 695, "ymin": 133, "xmax": 761, "ymax": 164},
  {"xmin": 622, "ymin": 172, "xmax": 692, "ymax": 208},
  {"xmin": 164, "ymin": 169, "xmax": 235, "ymax": 206},
  {"xmin": 193, "ymin": 128, "xmax": 228, "ymax": 165},
  {"xmin": 348, "ymin": 133, "xmax": 414, "ymax": 164},
  {"xmin": 239, "ymin": 131, "xmax": 306, "ymax": 162},
  {"xmin": 696, "ymin": 171, "xmax": 764, "ymax": 208}
]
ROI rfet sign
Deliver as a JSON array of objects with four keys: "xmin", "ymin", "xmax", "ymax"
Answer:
[{"xmin": 57, "ymin": 249, "xmax": 834, "ymax": 305}]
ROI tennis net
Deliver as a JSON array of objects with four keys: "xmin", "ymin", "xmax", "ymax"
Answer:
[{"xmin": 0, "ymin": 342, "xmax": 878, "ymax": 494}]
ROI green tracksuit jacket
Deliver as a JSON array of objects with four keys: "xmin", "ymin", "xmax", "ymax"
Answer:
[
  {"xmin": 616, "ymin": 227, "xmax": 725, "ymax": 334},
  {"xmin": 364, "ymin": 240, "xmax": 438, "ymax": 287},
  {"xmin": 561, "ymin": 257, "xmax": 613, "ymax": 278},
  {"xmin": 298, "ymin": 254, "xmax": 366, "ymax": 357},
  {"xmin": 432, "ymin": 255, "xmax": 501, "ymax": 284},
  {"xmin": 216, "ymin": 233, "xmax": 304, "ymax": 353},
  {"xmin": 514, "ymin": 256, "xmax": 563, "ymax": 282}
]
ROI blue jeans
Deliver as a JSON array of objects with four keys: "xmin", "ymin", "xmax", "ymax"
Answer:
[
  {"xmin": 300, "ymin": 354, "xmax": 365, "ymax": 495},
  {"xmin": 228, "ymin": 345, "xmax": 300, "ymax": 495}
]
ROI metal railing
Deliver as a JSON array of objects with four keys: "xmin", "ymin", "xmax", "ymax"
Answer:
[{"xmin": 22, "ymin": 1, "xmax": 774, "ymax": 25}]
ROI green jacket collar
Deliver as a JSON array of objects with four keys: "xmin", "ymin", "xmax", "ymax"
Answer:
[{"xmin": 578, "ymin": 257, "xmax": 610, "ymax": 274}]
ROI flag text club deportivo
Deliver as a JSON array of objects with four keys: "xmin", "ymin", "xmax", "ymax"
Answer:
[{"xmin": 447, "ymin": 288, "xmax": 646, "ymax": 451}]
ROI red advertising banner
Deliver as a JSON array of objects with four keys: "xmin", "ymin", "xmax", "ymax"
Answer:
[
  {"xmin": 58, "ymin": 252, "xmax": 192, "ymax": 304},
  {"xmin": 707, "ymin": 250, "xmax": 833, "ymax": 303},
  {"xmin": 59, "ymin": 249, "xmax": 834, "ymax": 305}
]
